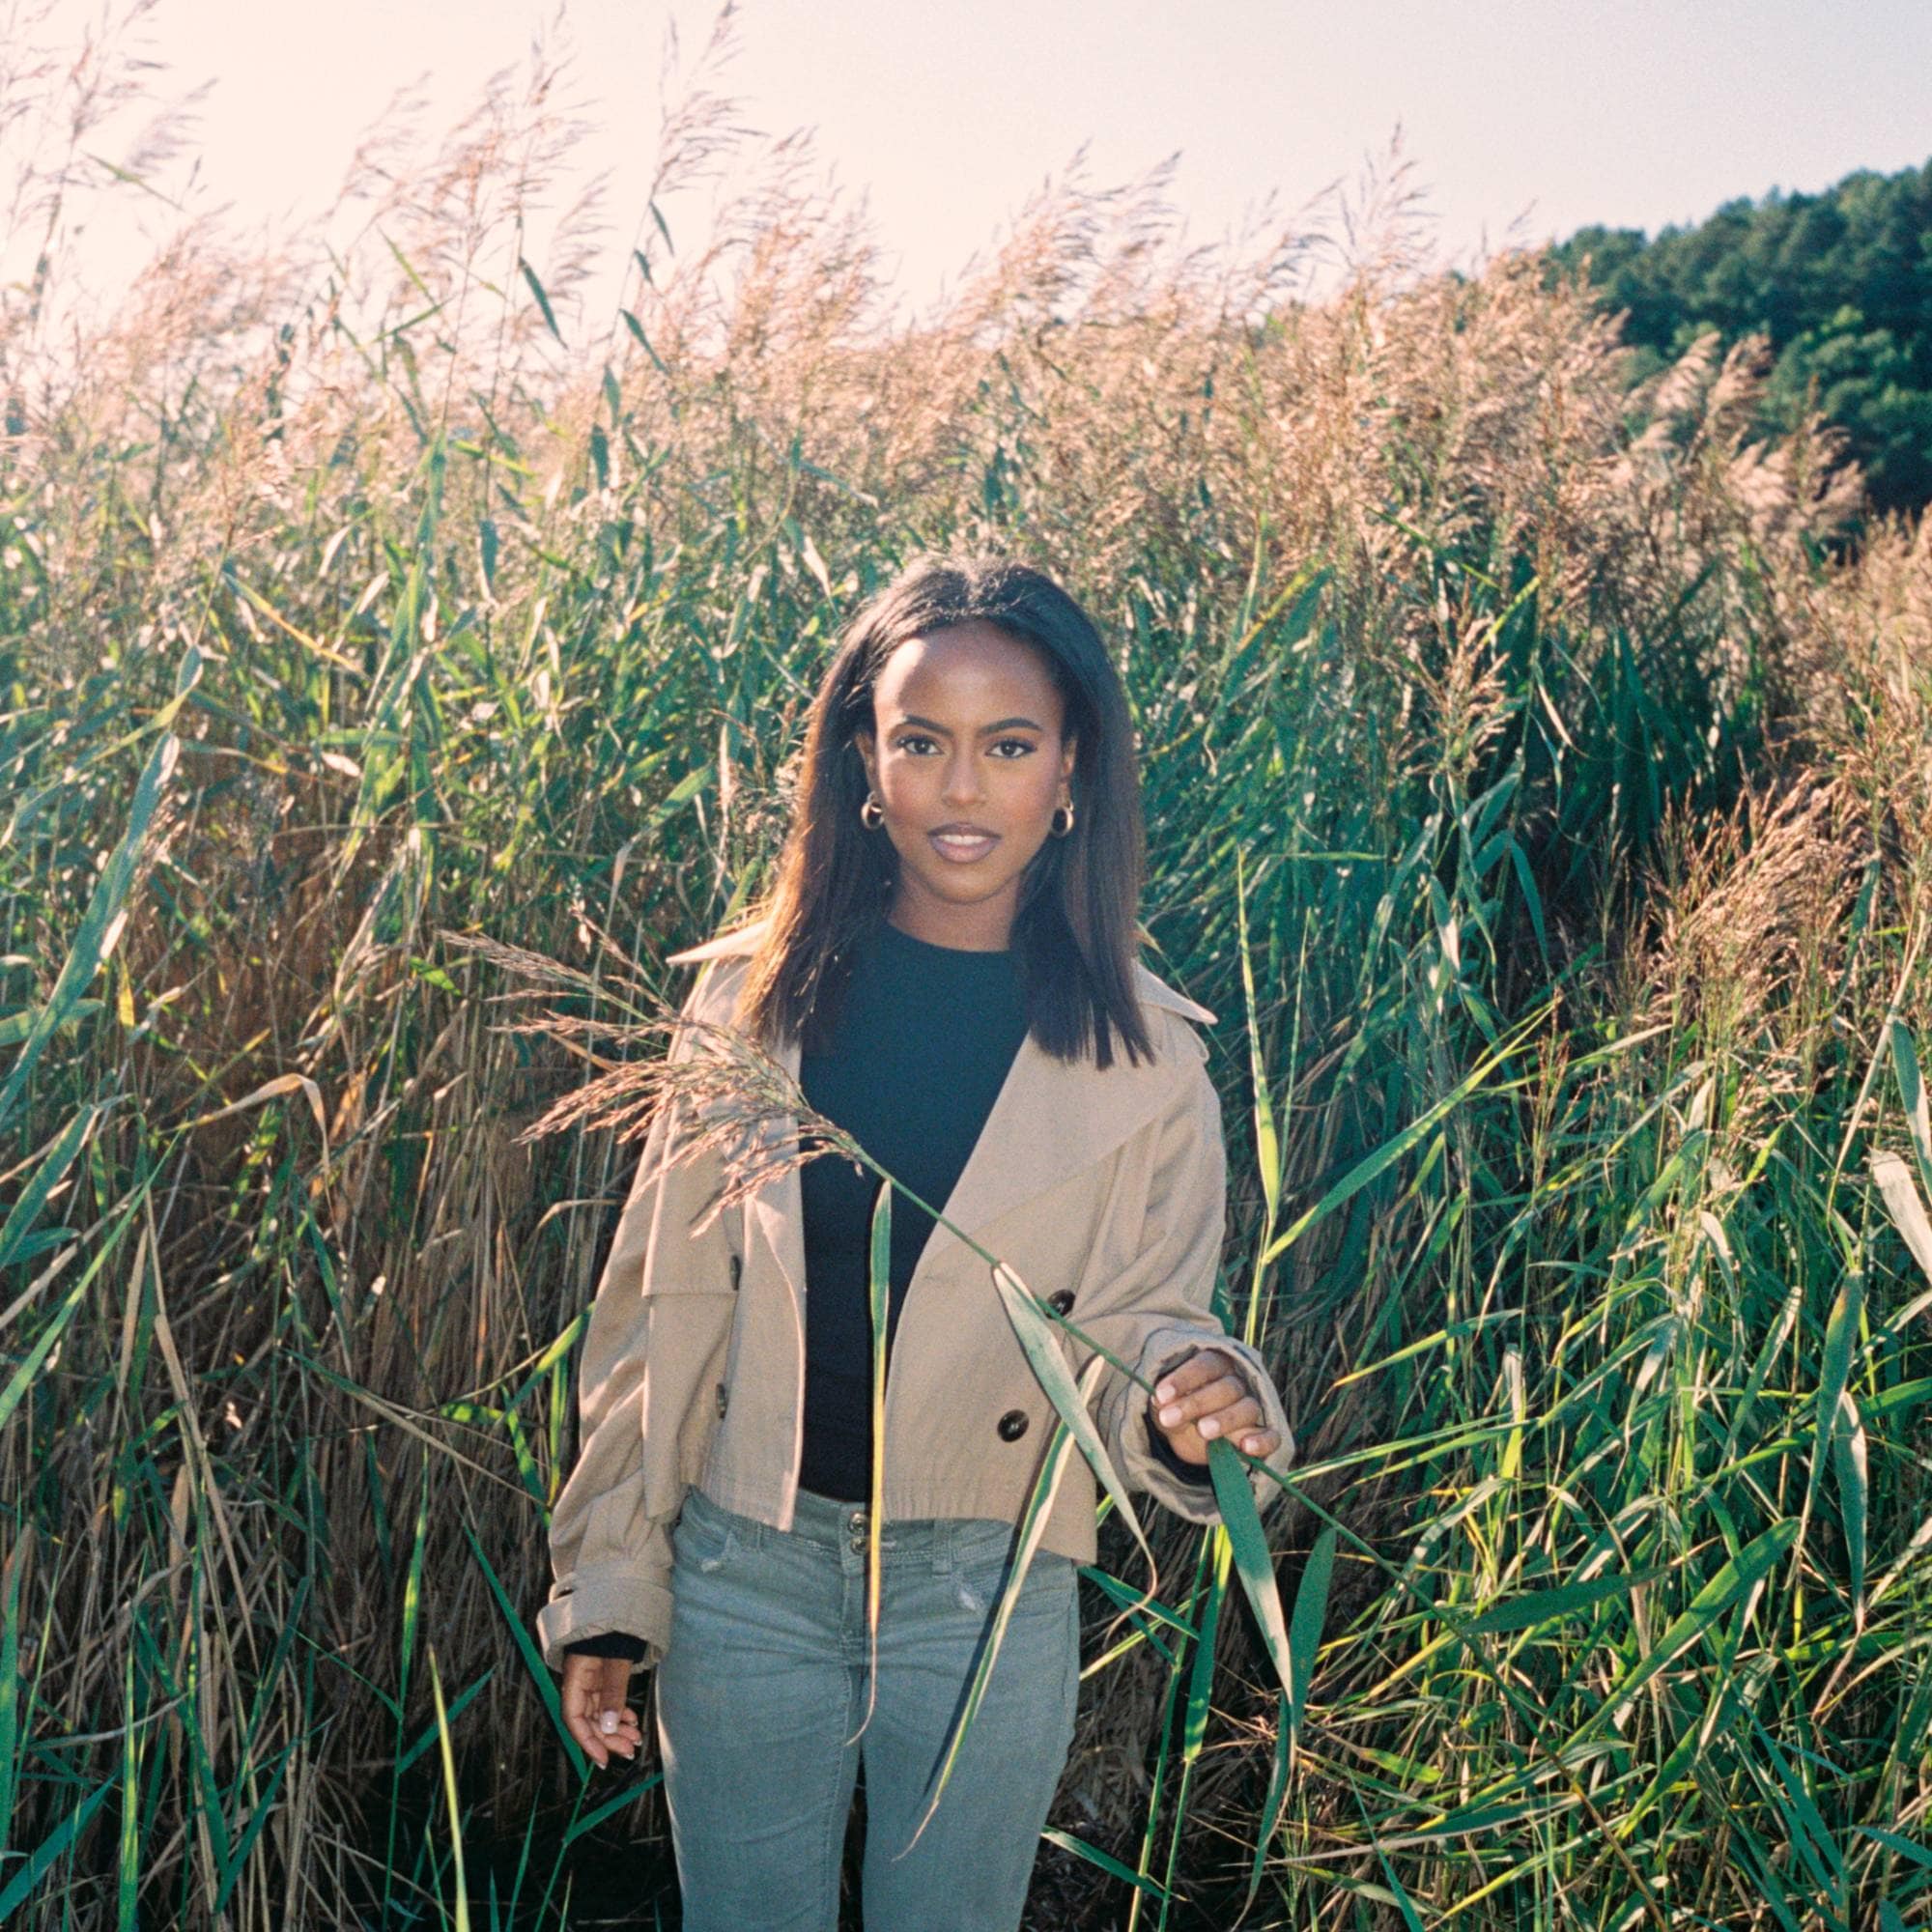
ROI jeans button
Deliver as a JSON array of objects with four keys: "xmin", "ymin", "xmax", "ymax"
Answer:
[{"xmin": 1047, "ymin": 1289, "xmax": 1074, "ymax": 1316}]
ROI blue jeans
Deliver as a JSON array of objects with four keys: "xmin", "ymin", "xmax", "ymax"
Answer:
[{"xmin": 654, "ymin": 1484, "xmax": 1081, "ymax": 1932}]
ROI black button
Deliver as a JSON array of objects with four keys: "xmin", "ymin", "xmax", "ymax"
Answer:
[
  {"xmin": 997, "ymin": 1409, "xmax": 1029, "ymax": 1442},
  {"xmin": 1047, "ymin": 1290, "xmax": 1074, "ymax": 1316},
  {"xmin": 715, "ymin": 1382, "xmax": 728, "ymax": 1419}
]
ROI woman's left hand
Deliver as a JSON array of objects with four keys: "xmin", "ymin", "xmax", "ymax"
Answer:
[{"xmin": 1151, "ymin": 1348, "xmax": 1281, "ymax": 1463}]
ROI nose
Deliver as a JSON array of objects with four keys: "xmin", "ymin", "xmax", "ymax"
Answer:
[{"xmin": 941, "ymin": 746, "xmax": 982, "ymax": 806}]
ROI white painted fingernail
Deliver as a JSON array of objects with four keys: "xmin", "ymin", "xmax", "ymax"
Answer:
[
  {"xmin": 599, "ymin": 1712, "xmax": 617, "ymax": 1735},
  {"xmin": 1159, "ymin": 1405, "xmax": 1182, "ymax": 1428},
  {"xmin": 1200, "ymin": 1417, "xmax": 1221, "ymax": 1438}
]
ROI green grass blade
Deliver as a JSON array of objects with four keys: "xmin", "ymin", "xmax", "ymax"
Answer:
[
  {"xmin": 1127, "ymin": 1532, "xmax": 1217, "ymax": 1932},
  {"xmin": 1618, "ymin": 1681, "xmax": 1730, "ymax": 1837},
  {"xmin": 0, "ymin": 1535, "xmax": 23, "ymax": 1852},
  {"xmin": 397, "ymin": 1672, "xmax": 496, "ymax": 1776},
  {"xmin": 117, "ymin": 1629, "xmax": 140, "ymax": 1931},
  {"xmin": 1286, "ymin": 1522, "xmax": 1336, "ymax": 1744},
  {"xmin": 1206, "ymin": 1438, "xmax": 1298, "ymax": 1710},
  {"xmin": 426, "ymin": 1646, "xmax": 472, "ymax": 1932},
  {"xmin": 987, "ymin": 1259, "xmax": 1156, "ymax": 1587},
  {"xmin": 1888, "ymin": 1020, "xmax": 1932, "ymax": 1205},
  {"xmin": 0, "ymin": 731, "xmax": 176, "ymax": 1131},
  {"xmin": 1179, "ymin": 1531, "xmax": 1230, "ymax": 1770},
  {"xmin": 1161, "ymin": 1528, "xmax": 1233, "ymax": 1922},
  {"xmin": 1871, "ymin": 1151, "xmax": 1932, "ymax": 1286},
  {"xmin": 400, "ymin": 1474, "xmax": 430, "ymax": 1703},
  {"xmin": 621, "ymin": 308, "xmax": 673, "ymax": 380},
  {"xmin": 1592, "ymin": 1520, "xmax": 1799, "ymax": 1729},
  {"xmin": 561, "ymin": 1770, "xmax": 667, "ymax": 1846},
  {"xmin": 0, "ymin": 1774, "xmax": 114, "ymax": 1918},
  {"xmin": 0, "ymin": 1235, "xmax": 123, "ymax": 1434},
  {"xmin": 519, "ymin": 259, "xmax": 564, "ymax": 347},
  {"xmin": 1347, "ymin": 1771, "xmax": 1427, "ymax": 1932},
  {"xmin": 459, "ymin": 1522, "xmax": 585, "ymax": 1777},
  {"xmin": 1259, "ymin": 1005, "xmax": 1548, "ymax": 1266},
  {"xmin": 0, "ymin": 1106, "xmax": 97, "ymax": 1273},
  {"xmin": 1242, "ymin": 1521, "xmax": 1338, "ymax": 1912},
  {"xmin": 1747, "ymin": 1711, "xmax": 1847, "ymax": 1912},
  {"xmin": 212, "ymin": 1745, "xmax": 295, "ymax": 1918},
  {"xmin": 1466, "ymin": 1564, "xmax": 1667, "ymax": 1636},
  {"xmin": 903, "ymin": 1354, "xmax": 1107, "ymax": 1852},
  {"xmin": 1833, "ymin": 1388, "xmax": 1869, "ymax": 1613},
  {"xmin": 1240, "ymin": 1697, "xmax": 1293, "ymax": 1917},
  {"xmin": 1235, "ymin": 849, "xmax": 1282, "ymax": 1232},
  {"xmin": 1808, "ymin": 1271, "xmax": 1863, "ymax": 1538},
  {"xmin": 851, "ymin": 1178, "xmax": 892, "ymax": 1745},
  {"xmin": 1856, "ymin": 1825, "xmax": 1932, "ymax": 1874},
  {"xmin": 1079, "ymin": 1563, "xmax": 1198, "ymax": 1646},
  {"xmin": 1039, "ymin": 1827, "xmax": 1173, "ymax": 1902}
]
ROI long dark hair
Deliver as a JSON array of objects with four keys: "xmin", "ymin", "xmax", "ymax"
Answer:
[{"xmin": 731, "ymin": 552, "xmax": 1155, "ymax": 1069}]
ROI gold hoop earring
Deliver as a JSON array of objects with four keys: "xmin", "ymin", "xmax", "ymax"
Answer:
[
  {"xmin": 860, "ymin": 791, "xmax": 885, "ymax": 831},
  {"xmin": 1050, "ymin": 799, "xmax": 1074, "ymax": 838}
]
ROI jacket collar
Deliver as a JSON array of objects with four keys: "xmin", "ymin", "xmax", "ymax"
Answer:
[{"xmin": 667, "ymin": 913, "xmax": 1215, "ymax": 1286}]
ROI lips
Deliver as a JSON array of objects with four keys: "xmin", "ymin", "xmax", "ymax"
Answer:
[{"xmin": 928, "ymin": 825, "xmax": 1001, "ymax": 863}]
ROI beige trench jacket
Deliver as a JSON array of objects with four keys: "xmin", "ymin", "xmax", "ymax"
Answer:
[{"xmin": 535, "ymin": 917, "xmax": 1296, "ymax": 1671}]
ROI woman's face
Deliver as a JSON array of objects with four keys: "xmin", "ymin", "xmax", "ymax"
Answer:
[{"xmin": 854, "ymin": 620, "xmax": 1077, "ymax": 952}]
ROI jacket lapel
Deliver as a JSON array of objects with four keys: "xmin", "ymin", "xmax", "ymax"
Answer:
[
  {"xmin": 668, "ymin": 920, "xmax": 1214, "ymax": 1294},
  {"xmin": 917, "ymin": 970, "xmax": 1206, "ymax": 1270}
]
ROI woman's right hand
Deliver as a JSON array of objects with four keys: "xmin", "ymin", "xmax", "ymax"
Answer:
[{"xmin": 560, "ymin": 1652, "xmax": 643, "ymax": 1768}]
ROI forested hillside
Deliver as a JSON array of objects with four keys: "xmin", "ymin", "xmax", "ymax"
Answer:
[{"xmin": 1549, "ymin": 157, "xmax": 1932, "ymax": 526}]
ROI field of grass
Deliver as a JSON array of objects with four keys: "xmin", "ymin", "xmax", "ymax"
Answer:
[{"xmin": 3, "ymin": 16, "xmax": 1931, "ymax": 1929}]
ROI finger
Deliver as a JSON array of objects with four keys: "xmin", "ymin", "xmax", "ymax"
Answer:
[
  {"xmin": 566, "ymin": 1711, "xmax": 611, "ymax": 1768},
  {"xmin": 1155, "ymin": 1374, "xmax": 1249, "ymax": 1433},
  {"xmin": 1154, "ymin": 1371, "xmax": 1245, "ymax": 1427},
  {"xmin": 1151, "ymin": 1349, "xmax": 1225, "ymax": 1405},
  {"xmin": 563, "ymin": 1665, "xmax": 629, "ymax": 1767},
  {"xmin": 1195, "ymin": 1397, "xmax": 1264, "ymax": 1440},
  {"xmin": 590, "ymin": 1702, "xmax": 639, "ymax": 1756}
]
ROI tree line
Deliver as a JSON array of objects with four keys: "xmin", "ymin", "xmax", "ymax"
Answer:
[{"xmin": 1548, "ymin": 156, "xmax": 1932, "ymax": 526}]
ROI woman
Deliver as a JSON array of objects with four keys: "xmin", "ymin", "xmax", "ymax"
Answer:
[{"xmin": 535, "ymin": 554, "xmax": 1295, "ymax": 1932}]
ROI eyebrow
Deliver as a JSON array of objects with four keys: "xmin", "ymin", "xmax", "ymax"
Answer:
[{"xmin": 895, "ymin": 713, "xmax": 1046, "ymax": 735}]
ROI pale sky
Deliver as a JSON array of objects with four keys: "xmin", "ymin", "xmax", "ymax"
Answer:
[{"xmin": 25, "ymin": 0, "xmax": 1932, "ymax": 334}]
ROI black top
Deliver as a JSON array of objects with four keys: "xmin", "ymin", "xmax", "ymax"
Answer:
[
  {"xmin": 795, "ymin": 917, "xmax": 1033, "ymax": 1500},
  {"xmin": 563, "ymin": 916, "xmax": 1211, "ymax": 1666}
]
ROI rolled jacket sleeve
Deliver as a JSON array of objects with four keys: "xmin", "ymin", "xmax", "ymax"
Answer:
[
  {"xmin": 1087, "ymin": 1028, "xmax": 1295, "ymax": 1526},
  {"xmin": 534, "ymin": 973, "xmax": 741, "ymax": 1674}
]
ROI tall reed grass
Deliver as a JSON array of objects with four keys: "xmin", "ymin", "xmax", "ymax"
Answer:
[{"xmin": 3, "ymin": 8, "xmax": 1929, "ymax": 1925}]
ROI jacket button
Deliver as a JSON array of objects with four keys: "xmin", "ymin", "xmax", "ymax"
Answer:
[
  {"xmin": 997, "ymin": 1409, "xmax": 1029, "ymax": 1442},
  {"xmin": 1047, "ymin": 1290, "xmax": 1074, "ymax": 1316},
  {"xmin": 715, "ymin": 1382, "xmax": 728, "ymax": 1419}
]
